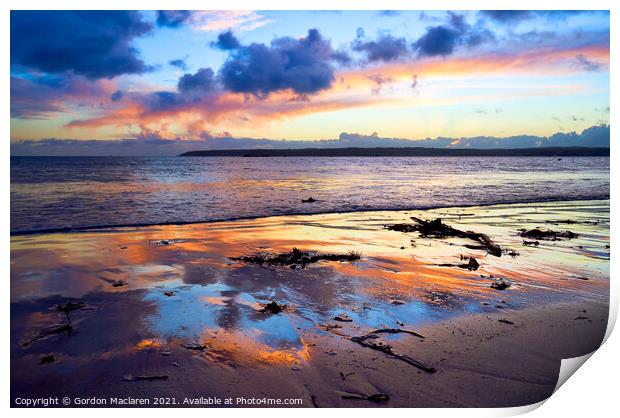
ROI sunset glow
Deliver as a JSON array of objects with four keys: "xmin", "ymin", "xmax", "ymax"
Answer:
[{"xmin": 10, "ymin": 10, "xmax": 610, "ymax": 154}]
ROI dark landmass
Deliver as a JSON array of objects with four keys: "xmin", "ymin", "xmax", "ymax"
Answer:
[{"xmin": 179, "ymin": 146, "xmax": 610, "ymax": 157}]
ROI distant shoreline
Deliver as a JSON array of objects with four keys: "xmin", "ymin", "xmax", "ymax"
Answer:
[{"xmin": 179, "ymin": 146, "xmax": 610, "ymax": 157}]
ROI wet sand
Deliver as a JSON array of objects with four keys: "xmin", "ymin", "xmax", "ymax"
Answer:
[{"xmin": 10, "ymin": 200, "xmax": 609, "ymax": 407}]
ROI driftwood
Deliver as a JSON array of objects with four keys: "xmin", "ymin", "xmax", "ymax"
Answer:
[
  {"xmin": 387, "ymin": 217, "xmax": 502, "ymax": 257},
  {"xmin": 350, "ymin": 334, "xmax": 436, "ymax": 373},
  {"xmin": 498, "ymin": 319, "xmax": 514, "ymax": 325},
  {"xmin": 21, "ymin": 322, "xmax": 72, "ymax": 347},
  {"xmin": 122, "ymin": 374, "xmax": 169, "ymax": 382},
  {"xmin": 339, "ymin": 371, "xmax": 355, "ymax": 380},
  {"xmin": 339, "ymin": 392, "xmax": 389, "ymax": 403},
  {"xmin": 333, "ymin": 313, "xmax": 353, "ymax": 322},
  {"xmin": 55, "ymin": 301, "xmax": 94, "ymax": 321},
  {"xmin": 184, "ymin": 343, "xmax": 207, "ymax": 351},
  {"xmin": 369, "ymin": 328, "xmax": 426, "ymax": 339},
  {"xmin": 56, "ymin": 301, "xmax": 86, "ymax": 314}
]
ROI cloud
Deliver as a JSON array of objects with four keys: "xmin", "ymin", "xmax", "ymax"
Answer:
[
  {"xmin": 412, "ymin": 13, "xmax": 495, "ymax": 57},
  {"xmin": 413, "ymin": 25, "xmax": 462, "ymax": 57},
  {"xmin": 377, "ymin": 11, "xmax": 401, "ymax": 17},
  {"xmin": 169, "ymin": 59, "xmax": 189, "ymax": 71},
  {"xmin": 367, "ymin": 74, "xmax": 396, "ymax": 95},
  {"xmin": 10, "ymin": 11, "xmax": 153, "ymax": 79},
  {"xmin": 156, "ymin": 10, "xmax": 193, "ymax": 28},
  {"xmin": 191, "ymin": 11, "xmax": 274, "ymax": 32},
  {"xmin": 59, "ymin": 39, "xmax": 608, "ymax": 135},
  {"xmin": 480, "ymin": 10, "xmax": 594, "ymax": 23},
  {"xmin": 573, "ymin": 54, "xmax": 603, "ymax": 72},
  {"xmin": 11, "ymin": 75, "xmax": 117, "ymax": 119},
  {"xmin": 479, "ymin": 11, "xmax": 533, "ymax": 23},
  {"xmin": 210, "ymin": 30, "xmax": 241, "ymax": 50},
  {"xmin": 177, "ymin": 68, "xmax": 217, "ymax": 96},
  {"xmin": 12, "ymin": 125, "xmax": 609, "ymax": 157},
  {"xmin": 218, "ymin": 29, "xmax": 344, "ymax": 96},
  {"xmin": 353, "ymin": 34, "xmax": 409, "ymax": 63},
  {"xmin": 111, "ymin": 90, "xmax": 124, "ymax": 102}
]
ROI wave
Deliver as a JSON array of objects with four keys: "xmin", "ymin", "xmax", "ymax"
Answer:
[{"xmin": 10, "ymin": 195, "xmax": 610, "ymax": 236}]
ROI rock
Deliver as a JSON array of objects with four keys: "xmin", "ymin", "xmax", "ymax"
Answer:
[
  {"xmin": 333, "ymin": 313, "xmax": 353, "ymax": 322},
  {"xmin": 491, "ymin": 279, "xmax": 512, "ymax": 290},
  {"xmin": 466, "ymin": 257, "xmax": 479, "ymax": 271},
  {"xmin": 260, "ymin": 301, "xmax": 286, "ymax": 314},
  {"xmin": 38, "ymin": 354, "xmax": 57, "ymax": 365}
]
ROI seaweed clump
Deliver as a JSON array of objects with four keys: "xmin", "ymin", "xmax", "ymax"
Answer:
[
  {"xmin": 231, "ymin": 247, "xmax": 361, "ymax": 269},
  {"xmin": 386, "ymin": 217, "xmax": 502, "ymax": 257},
  {"xmin": 518, "ymin": 228, "xmax": 578, "ymax": 241}
]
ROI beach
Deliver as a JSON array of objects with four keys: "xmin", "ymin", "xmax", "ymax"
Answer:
[{"xmin": 10, "ymin": 199, "xmax": 609, "ymax": 407}]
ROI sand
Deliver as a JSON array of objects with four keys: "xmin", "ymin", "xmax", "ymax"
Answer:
[{"xmin": 10, "ymin": 200, "xmax": 609, "ymax": 407}]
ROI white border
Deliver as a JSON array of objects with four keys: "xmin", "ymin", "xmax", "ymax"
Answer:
[{"xmin": 2, "ymin": 1, "xmax": 616, "ymax": 417}]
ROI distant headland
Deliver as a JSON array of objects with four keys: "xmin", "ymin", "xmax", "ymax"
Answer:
[{"xmin": 179, "ymin": 147, "xmax": 610, "ymax": 157}]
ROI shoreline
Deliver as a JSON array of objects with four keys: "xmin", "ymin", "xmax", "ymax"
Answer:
[
  {"xmin": 11, "ymin": 200, "xmax": 610, "ymax": 407},
  {"xmin": 10, "ymin": 197, "xmax": 610, "ymax": 236}
]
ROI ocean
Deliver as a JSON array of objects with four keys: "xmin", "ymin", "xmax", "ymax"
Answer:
[{"xmin": 10, "ymin": 156, "xmax": 610, "ymax": 234}]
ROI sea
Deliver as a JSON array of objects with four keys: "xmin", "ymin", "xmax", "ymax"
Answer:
[{"xmin": 10, "ymin": 156, "xmax": 610, "ymax": 234}]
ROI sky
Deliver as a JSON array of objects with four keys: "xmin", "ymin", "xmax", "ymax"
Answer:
[{"xmin": 10, "ymin": 10, "xmax": 610, "ymax": 154}]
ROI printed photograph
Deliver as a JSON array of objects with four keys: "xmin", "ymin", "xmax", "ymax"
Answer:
[{"xmin": 10, "ymin": 9, "xmax": 610, "ymax": 408}]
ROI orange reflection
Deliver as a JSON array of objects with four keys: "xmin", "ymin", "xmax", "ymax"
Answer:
[{"xmin": 194, "ymin": 329, "xmax": 312, "ymax": 367}]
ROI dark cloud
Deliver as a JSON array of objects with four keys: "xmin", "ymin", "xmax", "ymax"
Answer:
[
  {"xmin": 465, "ymin": 27, "xmax": 496, "ymax": 47},
  {"xmin": 178, "ymin": 68, "xmax": 217, "ymax": 96},
  {"xmin": 219, "ymin": 29, "xmax": 343, "ymax": 96},
  {"xmin": 11, "ymin": 11, "xmax": 153, "ymax": 79},
  {"xmin": 111, "ymin": 90, "xmax": 124, "ymax": 102},
  {"xmin": 479, "ymin": 10, "xmax": 533, "ymax": 22},
  {"xmin": 156, "ymin": 10, "xmax": 193, "ymax": 28},
  {"xmin": 412, "ymin": 13, "xmax": 495, "ymax": 57},
  {"xmin": 574, "ymin": 54, "xmax": 603, "ymax": 72},
  {"xmin": 130, "ymin": 68, "xmax": 218, "ymax": 114},
  {"xmin": 143, "ymin": 91, "xmax": 186, "ymax": 112},
  {"xmin": 353, "ymin": 34, "xmax": 409, "ymax": 62},
  {"xmin": 169, "ymin": 59, "xmax": 188, "ymax": 71},
  {"xmin": 413, "ymin": 25, "xmax": 461, "ymax": 57},
  {"xmin": 211, "ymin": 31, "xmax": 241, "ymax": 50},
  {"xmin": 480, "ymin": 10, "xmax": 593, "ymax": 23}
]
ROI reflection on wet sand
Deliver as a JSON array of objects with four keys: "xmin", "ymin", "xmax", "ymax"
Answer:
[{"xmin": 10, "ymin": 200, "xmax": 609, "ymax": 405}]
